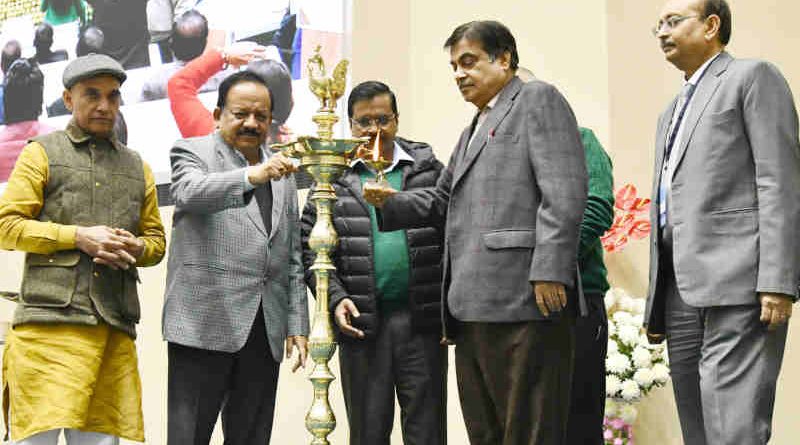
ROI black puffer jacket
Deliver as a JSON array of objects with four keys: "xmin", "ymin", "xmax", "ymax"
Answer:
[{"xmin": 300, "ymin": 137, "xmax": 445, "ymax": 340}]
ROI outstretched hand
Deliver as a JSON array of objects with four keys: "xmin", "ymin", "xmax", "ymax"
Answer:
[
  {"xmin": 221, "ymin": 41, "xmax": 267, "ymax": 67},
  {"xmin": 362, "ymin": 181, "xmax": 397, "ymax": 208},
  {"xmin": 247, "ymin": 153, "xmax": 299, "ymax": 185}
]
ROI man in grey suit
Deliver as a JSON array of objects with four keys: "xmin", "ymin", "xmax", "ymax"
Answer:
[
  {"xmin": 163, "ymin": 70, "xmax": 309, "ymax": 445},
  {"xmin": 647, "ymin": 1, "xmax": 800, "ymax": 444},
  {"xmin": 364, "ymin": 20, "xmax": 588, "ymax": 445}
]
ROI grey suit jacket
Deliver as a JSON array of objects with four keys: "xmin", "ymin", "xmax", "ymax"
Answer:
[
  {"xmin": 163, "ymin": 132, "xmax": 309, "ymax": 361},
  {"xmin": 646, "ymin": 52, "xmax": 800, "ymax": 333},
  {"xmin": 379, "ymin": 76, "xmax": 588, "ymax": 331}
]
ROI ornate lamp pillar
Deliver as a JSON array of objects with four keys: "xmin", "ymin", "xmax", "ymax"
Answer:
[{"xmin": 273, "ymin": 45, "xmax": 367, "ymax": 445}]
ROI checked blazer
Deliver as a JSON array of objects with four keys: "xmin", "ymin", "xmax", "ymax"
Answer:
[{"xmin": 163, "ymin": 132, "xmax": 309, "ymax": 361}]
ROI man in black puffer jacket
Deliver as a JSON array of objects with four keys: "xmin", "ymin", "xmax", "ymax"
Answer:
[{"xmin": 301, "ymin": 81, "xmax": 446, "ymax": 445}]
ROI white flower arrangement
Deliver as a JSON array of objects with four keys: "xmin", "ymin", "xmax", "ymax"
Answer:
[
  {"xmin": 606, "ymin": 352, "xmax": 631, "ymax": 374},
  {"xmin": 633, "ymin": 368, "xmax": 655, "ymax": 387},
  {"xmin": 651, "ymin": 363, "xmax": 670, "ymax": 384},
  {"xmin": 620, "ymin": 379, "xmax": 642, "ymax": 401},
  {"xmin": 617, "ymin": 324, "xmax": 641, "ymax": 347},
  {"xmin": 603, "ymin": 287, "xmax": 671, "ymax": 444},
  {"xmin": 604, "ymin": 287, "xmax": 670, "ymax": 404},
  {"xmin": 608, "ymin": 338, "xmax": 619, "ymax": 354},
  {"xmin": 606, "ymin": 375, "xmax": 622, "ymax": 397},
  {"xmin": 631, "ymin": 347, "xmax": 652, "ymax": 368}
]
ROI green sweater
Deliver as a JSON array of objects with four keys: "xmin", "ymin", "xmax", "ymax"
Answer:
[
  {"xmin": 359, "ymin": 166, "xmax": 410, "ymax": 312},
  {"xmin": 42, "ymin": 0, "xmax": 85, "ymax": 25},
  {"xmin": 578, "ymin": 128, "xmax": 614, "ymax": 296}
]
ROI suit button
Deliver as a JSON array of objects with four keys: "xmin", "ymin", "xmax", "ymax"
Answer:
[{"xmin": 93, "ymin": 271, "xmax": 100, "ymax": 277}]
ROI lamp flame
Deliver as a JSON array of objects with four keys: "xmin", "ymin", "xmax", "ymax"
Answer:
[{"xmin": 373, "ymin": 129, "xmax": 381, "ymax": 162}]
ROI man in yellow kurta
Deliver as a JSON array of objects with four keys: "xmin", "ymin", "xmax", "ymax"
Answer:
[{"xmin": 0, "ymin": 54, "xmax": 165, "ymax": 445}]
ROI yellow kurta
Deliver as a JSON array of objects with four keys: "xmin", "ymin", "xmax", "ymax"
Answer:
[{"xmin": 3, "ymin": 324, "xmax": 144, "ymax": 441}]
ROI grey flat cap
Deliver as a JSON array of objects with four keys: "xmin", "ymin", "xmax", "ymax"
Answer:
[{"xmin": 62, "ymin": 54, "xmax": 127, "ymax": 89}]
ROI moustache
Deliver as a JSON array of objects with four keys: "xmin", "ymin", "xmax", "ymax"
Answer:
[{"xmin": 237, "ymin": 129, "xmax": 261, "ymax": 137}]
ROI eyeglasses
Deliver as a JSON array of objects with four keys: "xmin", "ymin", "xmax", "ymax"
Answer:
[
  {"xmin": 651, "ymin": 14, "xmax": 699, "ymax": 36},
  {"xmin": 351, "ymin": 114, "xmax": 396, "ymax": 129}
]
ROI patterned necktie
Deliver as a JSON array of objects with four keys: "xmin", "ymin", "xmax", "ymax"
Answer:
[
  {"xmin": 658, "ymin": 82, "xmax": 697, "ymax": 228},
  {"xmin": 664, "ymin": 82, "xmax": 697, "ymax": 163}
]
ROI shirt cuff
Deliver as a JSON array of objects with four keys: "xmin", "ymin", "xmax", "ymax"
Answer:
[
  {"xmin": 56, "ymin": 224, "xmax": 78, "ymax": 250},
  {"xmin": 243, "ymin": 167, "xmax": 256, "ymax": 192}
]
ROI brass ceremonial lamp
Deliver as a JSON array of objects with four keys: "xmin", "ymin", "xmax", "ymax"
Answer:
[{"xmin": 271, "ymin": 46, "xmax": 368, "ymax": 445}]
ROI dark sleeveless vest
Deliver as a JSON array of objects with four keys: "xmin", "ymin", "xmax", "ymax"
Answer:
[{"xmin": 14, "ymin": 122, "xmax": 145, "ymax": 338}]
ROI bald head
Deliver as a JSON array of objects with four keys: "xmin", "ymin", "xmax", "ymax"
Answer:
[
  {"xmin": 77, "ymin": 26, "xmax": 105, "ymax": 57},
  {"xmin": 172, "ymin": 10, "xmax": 209, "ymax": 61},
  {"xmin": 1, "ymin": 40, "xmax": 21, "ymax": 74}
]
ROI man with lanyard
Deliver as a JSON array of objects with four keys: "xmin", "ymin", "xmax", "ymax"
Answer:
[{"xmin": 646, "ymin": 1, "xmax": 800, "ymax": 443}]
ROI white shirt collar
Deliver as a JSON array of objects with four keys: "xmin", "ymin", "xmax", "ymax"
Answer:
[
  {"xmin": 351, "ymin": 141, "xmax": 412, "ymax": 173},
  {"xmin": 685, "ymin": 51, "xmax": 722, "ymax": 86},
  {"xmin": 482, "ymin": 92, "xmax": 500, "ymax": 112},
  {"xmin": 466, "ymin": 90, "xmax": 502, "ymax": 148}
]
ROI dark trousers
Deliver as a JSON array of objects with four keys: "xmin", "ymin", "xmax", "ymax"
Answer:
[
  {"xmin": 565, "ymin": 294, "xmax": 608, "ymax": 445},
  {"xmin": 455, "ymin": 315, "xmax": 575, "ymax": 445},
  {"xmin": 167, "ymin": 309, "xmax": 280, "ymax": 445},
  {"xmin": 339, "ymin": 308, "xmax": 447, "ymax": 445},
  {"xmin": 659, "ymin": 227, "xmax": 788, "ymax": 445}
]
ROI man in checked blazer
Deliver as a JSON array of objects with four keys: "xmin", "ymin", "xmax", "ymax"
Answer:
[
  {"xmin": 163, "ymin": 70, "xmax": 309, "ymax": 445},
  {"xmin": 647, "ymin": 1, "xmax": 800, "ymax": 443},
  {"xmin": 364, "ymin": 21, "xmax": 588, "ymax": 445}
]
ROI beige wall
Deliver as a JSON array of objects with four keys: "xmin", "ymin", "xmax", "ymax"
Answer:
[
  {"xmin": 1, "ymin": 0, "xmax": 799, "ymax": 443},
  {"xmin": 353, "ymin": 0, "xmax": 611, "ymax": 156}
]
